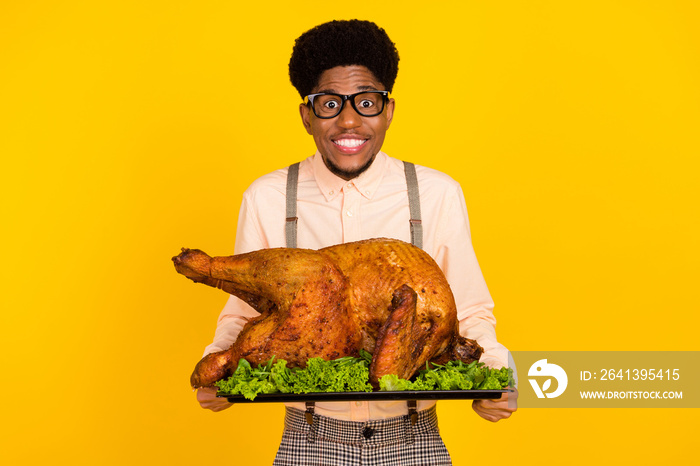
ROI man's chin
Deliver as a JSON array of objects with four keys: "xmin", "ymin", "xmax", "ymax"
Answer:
[
  {"xmin": 324, "ymin": 153, "xmax": 377, "ymax": 180},
  {"xmin": 327, "ymin": 158, "xmax": 375, "ymax": 180}
]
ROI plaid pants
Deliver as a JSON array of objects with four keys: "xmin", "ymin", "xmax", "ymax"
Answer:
[{"xmin": 272, "ymin": 406, "xmax": 452, "ymax": 466}]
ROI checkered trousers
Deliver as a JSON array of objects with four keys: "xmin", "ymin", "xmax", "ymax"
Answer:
[{"xmin": 272, "ymin": 405, "xmax": 452, "ymax": 466}]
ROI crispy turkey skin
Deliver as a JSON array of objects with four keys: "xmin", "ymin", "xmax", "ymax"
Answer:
[{"xmin": 173, "ymin": 238, "xmax": 483, "ymax": 388}]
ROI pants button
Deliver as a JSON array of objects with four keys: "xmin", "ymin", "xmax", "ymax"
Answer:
[{"xmin": 362, "ymin": 427, "xmax": 374, "ymax": 439}]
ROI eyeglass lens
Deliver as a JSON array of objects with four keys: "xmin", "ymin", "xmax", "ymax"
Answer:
[{"xmin": 312, "ymin": 92, "xmax": 385, "ymax": 118}]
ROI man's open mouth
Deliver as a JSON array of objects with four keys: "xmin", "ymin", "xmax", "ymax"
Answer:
[{"xmin": 333, "ymin": 138, "xmax": 367, "ymax": 148}]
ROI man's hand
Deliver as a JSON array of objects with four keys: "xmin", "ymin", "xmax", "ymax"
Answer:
[
  {"xmin": 472, "ymin": 388, "xmax": 518, "ymax": 422},
  {"xmin": 196, "ymin": 386, "xmax": 233, "ymax": 412}
]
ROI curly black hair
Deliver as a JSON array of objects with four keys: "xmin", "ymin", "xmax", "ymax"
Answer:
[{"xmin": 288, "ymin": 20, "xmax": 400, "ymax": 98}]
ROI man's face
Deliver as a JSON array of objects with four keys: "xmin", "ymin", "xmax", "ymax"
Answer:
[{"xmin": 300, "ymin": 65, "xmax": 395, "ymax": 180}]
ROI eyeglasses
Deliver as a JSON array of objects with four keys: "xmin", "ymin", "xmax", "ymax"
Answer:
[{"xmin": 304, "ymin": 91, "xmax": 390, "ymax": 119}]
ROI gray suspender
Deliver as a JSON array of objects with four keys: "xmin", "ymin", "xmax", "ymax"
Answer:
[
  {"xmin": 285, "ymin": 162, "xmax": 300, "ymax": 248},
  {"xmin": 285, "ymin": 161, "xmax": 422, "ymax": 249},
  {"xmin": 403, "ymin": 161, "xmax": 423, "ymax": 250}
]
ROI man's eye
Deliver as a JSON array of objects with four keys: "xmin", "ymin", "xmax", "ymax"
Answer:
[
  {"xmin": 359, "ymin": 99, "xmax": 374, "ymax": 108},
  {"xmin": 323, "ymin": 100, "xmax": 340, "ymax": 109}
]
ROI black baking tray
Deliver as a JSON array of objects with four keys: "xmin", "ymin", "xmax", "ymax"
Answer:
[{"xmin": 220, "ymin": 389, "xmax": 513, "ymax": 403}]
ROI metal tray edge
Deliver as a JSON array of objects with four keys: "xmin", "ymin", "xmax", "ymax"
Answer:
[{"xmin": 220, "ymin": 389, "xmax": 514, "ymax": 403}]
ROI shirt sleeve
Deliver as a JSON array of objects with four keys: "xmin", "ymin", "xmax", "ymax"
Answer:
[
  {"xmin": 201, "ymin": 193, "xmax": 265, "ymax": 356},
  {"xmin": 433, "ymin": 185, "xmax": 510, "ymax": 369}
]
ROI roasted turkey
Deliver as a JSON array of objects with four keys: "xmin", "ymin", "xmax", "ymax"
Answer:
[{"xmin": 172, "ymin": 238, "xmax": 483, "ymax": 389}]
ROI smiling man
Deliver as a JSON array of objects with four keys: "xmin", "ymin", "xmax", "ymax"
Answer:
[{"xmin": 195, "ymin": 20, "xmax": 516, "ymax": 465}]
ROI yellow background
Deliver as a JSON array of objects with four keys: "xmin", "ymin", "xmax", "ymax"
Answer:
[{"xmin": 1, "ymin": 1, "xmax": 698, "ymax": 464}]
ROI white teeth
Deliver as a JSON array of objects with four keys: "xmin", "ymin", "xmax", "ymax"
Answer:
[{"xmin": 334, "ymin": 139, "xmax": 365, "ymax": 148}]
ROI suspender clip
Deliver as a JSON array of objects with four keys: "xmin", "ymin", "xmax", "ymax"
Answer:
[
  {"xmin": 407, "ymin": 400, "xmax": 418, "ymax": 425},
  {"xmin": 305, "ymin": 401, "xmax": 315, "ymax": 426}
]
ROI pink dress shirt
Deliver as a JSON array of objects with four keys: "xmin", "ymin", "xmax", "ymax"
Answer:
[{"xmin": 203, "ymin": 151, "xmax": 509, "ymax": 421}]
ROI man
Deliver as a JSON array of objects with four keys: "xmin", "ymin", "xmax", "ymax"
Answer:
[{"xmin": 197, "ymin": 19, "xmax": 516, "ymax": 465}]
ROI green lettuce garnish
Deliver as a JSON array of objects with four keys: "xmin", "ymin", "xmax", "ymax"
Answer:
[
  {"xmin": 378, "ymin": 360, "xmax": 515, "ymax": 392},
  {"xmin": 215, "ymin": 350, "xmax": 373, "ymax": 400},
  {"xmin": 214, "ymin": 357, "xmax": 280, "ymax": 400},
  {"xmin": 214, "ymin": 351, "xmax": 514, "ymax": 400}
]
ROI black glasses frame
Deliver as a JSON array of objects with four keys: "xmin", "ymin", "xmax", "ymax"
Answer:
[{"xmin": 304, "ymin": 91, "xmax": 390, "ymax": 119}]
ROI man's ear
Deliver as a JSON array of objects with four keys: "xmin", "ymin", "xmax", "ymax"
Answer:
[
  {"xmin": 299, "ymin": 103, "xmax": 313, "ymax": 135},
  {"xmin": 385, "ymin": 98, "xmax": 395, "ymax": 129}
]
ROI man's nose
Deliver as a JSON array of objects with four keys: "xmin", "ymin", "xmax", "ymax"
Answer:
[{"xmin": 335, "ymin": 101, "xmax": 362, "ymax": 128}]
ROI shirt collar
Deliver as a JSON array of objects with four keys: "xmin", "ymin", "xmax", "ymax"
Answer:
[{"xmin": 311, "ymin": 151, "xmax": 388, "ymax": 201}]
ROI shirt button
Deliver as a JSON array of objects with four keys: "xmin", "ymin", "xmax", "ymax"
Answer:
[
  {"xmin": 355, "ymin": 401, "xmax": 362, "ymax": 407},
  {"xmin": 346, "ymin": 210, "xmax": 353, "ymax": 217},
  {"xmin": 329, "ymin": 190, "xmax": 334, "ymax": 195}
]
